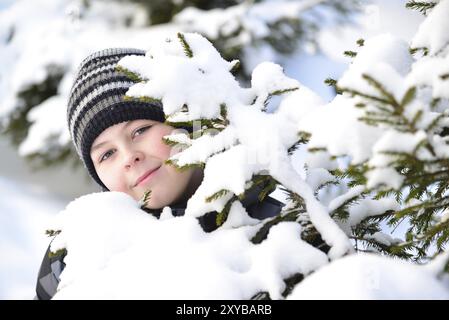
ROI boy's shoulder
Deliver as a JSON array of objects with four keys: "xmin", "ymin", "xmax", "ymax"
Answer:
[{"xmin": 35, "ymin": 245, "xmax": 66, "ymax": 300}]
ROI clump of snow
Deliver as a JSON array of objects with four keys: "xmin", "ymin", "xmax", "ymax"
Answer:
[
  {"xmin": 18, "ymin": 96, "xmax": 70, "ymax": 156},
  {"xmin": 338, "ymin": 34, "xmax": 412, "ymax": 101},
  {"xmin": 426, "ymin": 250, "xmax": 449, "ymax": 276},
  {"xmin": 288, "ymin": 253, "xmax": 449, "ymax": 299},
  {"xmin": 411, "ymin": 0, "xmax": 449, "ymax": 55},
  {"xmin": 300, "ymin": 95, "xmax": 385, "ymax": 164},
  {"xmin": 406, "ymin": 55, "xmax": 449, "ymax": 99},
  {"xmin": 49, "ymin": 192, "xmax": 329, "ymax": 299},
  {"xmin": 120, "ymin": 33, "xmax": 253, "ymax": 120}
]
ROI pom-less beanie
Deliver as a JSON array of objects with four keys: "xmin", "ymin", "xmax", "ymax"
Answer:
[{"xmin": 67, "ymin": 48, "xmax": 165, "ymax": 190}]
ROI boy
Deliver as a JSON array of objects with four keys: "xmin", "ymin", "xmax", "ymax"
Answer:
[{"xmin": 35, "ymin": 48, "xmax": 284, "ymax": 300}]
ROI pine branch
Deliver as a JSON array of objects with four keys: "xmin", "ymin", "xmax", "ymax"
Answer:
[
  {"xmin": 229, "ymin": 60, "xmax": 240, "ymax": 74},
  {"xmin": 177, "ymin": 32, "xmax": 193, "ymax": 58},
  {"xmin": 400, "ymin": 87, "xmax": 417, "ymax": 108},
  {"xmin": 344, "ymin": 50, "xmax": 357, "ymax": 58},
  {"xmin": 361, "ymin": 74, "xmax": 401, "ymax": 111},
  {"xmin": 124, "ymin": 95, "xmax": 162, "ymax": 105},
  {"xmin": 324, "ymin": 78, "xmax": 337, "ymax": 87},
  {"xmin": 164, "ymin": 159, "xmax": 205, "ymax": 171},
  {"xmin": 205, "ymin": 189, "xmax": 229, "ymax": 203},
  {"xmin": 216, "ymin": 195, "xmax": 238, "ymax": 227},
  {"xmin": 330, "ymin": 194, "xmax": 365, "ymax": 222},
  {"xmin": 250, "ymin": 210, "xmax": 300, "ymax": 244},
  {"xmin": 45, "ymin": 229, "xmax": 61, "ymax": 237},
  {"xmin": 338, "ymin": 87, "xmax": 393, "ymax": 106},
  {"xmin": 48, "ymin": 248, "xmax": 67, "ymax": 259},
  {"xmin": 139, "ymin": 190, "xmax": 152, "ymax": 208},
  {"xmin": 116, "ymin": 65, "xmax": 144, "ymax": 82},
  {"xmin": 287, "ymin": 131, "xmax": 310, "ymax": 155},
  {"xmin": 406, "ymin": 1, "xmax": 437, "ymax": 15},
  {"xmin": 270, "ymin": 87, "xmax": 299, "ymax": 96}
]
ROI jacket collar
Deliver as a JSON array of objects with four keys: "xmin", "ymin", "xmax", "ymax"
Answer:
[{"xmin": 141, "ymin": 184, "xmax": 264, "ymax": 218}]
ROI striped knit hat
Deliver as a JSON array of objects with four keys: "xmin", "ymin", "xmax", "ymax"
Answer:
[{"xmin": 67, "ymin": 48, "xmax": 165, "ymax": 190}]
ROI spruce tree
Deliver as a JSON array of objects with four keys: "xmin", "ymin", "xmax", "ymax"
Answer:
[{"xmin": 115, "ymin": 0, "xmax": 449, "ymax": 293}]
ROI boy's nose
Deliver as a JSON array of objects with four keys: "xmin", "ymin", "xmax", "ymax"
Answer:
[{"xmin": 124, "ymin": 150, "xmax": 145, "ymax": 169}]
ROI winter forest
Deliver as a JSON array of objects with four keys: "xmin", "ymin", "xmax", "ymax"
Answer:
[{"xmin": 1, "ymin": 0, "xmax": 448, "ymax": 300}]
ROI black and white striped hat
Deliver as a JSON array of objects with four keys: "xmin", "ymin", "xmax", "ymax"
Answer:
[{"xmin": 67, "ymin": 48, "xmax": 165, "ymax": 190}]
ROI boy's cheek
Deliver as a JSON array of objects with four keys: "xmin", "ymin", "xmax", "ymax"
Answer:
[{"xmin": 100, "ymin": 174, "xmax": 130, "ymax": 194}]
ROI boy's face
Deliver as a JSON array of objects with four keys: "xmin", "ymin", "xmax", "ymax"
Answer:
[{"xmin": 90, "ymin": 119, "xmax": 196, "ymax": 208}]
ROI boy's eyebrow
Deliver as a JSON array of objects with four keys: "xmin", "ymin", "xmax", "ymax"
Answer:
[{"xmin": 91, "ymin": 141, "xmax": 108, "ymax": 153}]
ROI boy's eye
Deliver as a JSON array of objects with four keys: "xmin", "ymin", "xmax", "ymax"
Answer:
[
  {"xmin": 132, "ymin": 125, "xmax": 152, "ymax": 139},
  {"xmin": 100, "ymin": 149, "xmax": 115, "ymax": 163}
]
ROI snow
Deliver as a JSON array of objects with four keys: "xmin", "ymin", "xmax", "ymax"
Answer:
[
  {"xmin": 300, "ymin": 95, "xmax": 384, "ymax": 164},
  {"xmin": 2, "ymin": 0, "xmax": 448, "ymax": 300},
  {"xmin": 0, "ymin": 176, "xmax": 65, "ymax": 299},
  {"xmin": 365, "ymin": 232, "xmax": 398, "ymax": 247},
  {"xmin": 19, "ymin": 95, "xmax": 70, "ymax": 156},
  {"xmin": 121, "ymin": 32, "xmax": 354, "ymax": 260},
  {"xmin": 347, "ymin": 197, "xmax": 400, "ymax": 227},
  {"xmin": 407, "ymin": 55, "xmax": 449, "ymax": 99},
  {"xmin": 328, "ymin": 186, "xmax": 365, "ymax": 213},
  {"xmin": 411, "ymin": 0, "xmax": 449, "ymax": 55},
  {"xmin": 369, "ymin": 130, "xmax": 428, "ymax": 166},
  {"xmin": 251, "ymin": 62, "xmax": 300, "ymax": 110},
  {"xmin": 366, "ymin": 167, "xmax": 405, "ymax": 190},
  {"xmin": 288, "ymin": 253, "xmax": 449, "ymax": 299},
  {"xmin": 49, "ymin": 192, "xmax": 329, "ymax": 299},
  {"xmin": 174, "ymin": 0, "xmax": 325, "ymax": 42},
  {"xmin": 425, "ymin": 250, "xmax": 449, "ymax": 276},
  {"xmin": 337, "ymin": 34, "xmax": 412, "ymax": 101},
  {"xmin": 48, "ymin": 192, "xmax": 448, "ymax": 299},
  {"xmin": 305, "ymin": 168, "xmax": 335, "ymax": 192},
  {"xmin": 120, "ymin": 33, "xmax": 252, "ymax": 120},
  {"xmin": 318, "ymin": 0, "xmax": 425, "ymax": 63}
]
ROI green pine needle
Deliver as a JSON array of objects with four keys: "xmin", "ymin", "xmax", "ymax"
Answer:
[
  {"xmin": 205, "ymin": 189, "xmax": 229, "ymax": 203},
  {"xmin": 116, "ymin": 65, "xmax": 144, "ymax": 82},
  {"xmin": 324, "ymin": 78, "xmax": 337, "ymax": 87},
  {"xmin": 344, "ymin": 50, "xmax": 357, "ymax": 58},
  {"xmin": 270, "ymin": 87, "xmax": 299, "ymax": 96},
  {"xmin": 229, "ymin": 60, "xmax": 240, "ymax": 74},
  {"xmin": 45, "ymin": 229, "xmax": 61, "ymax": 237},
  {"xmin": 48, "ymin": 248, "xmax": 67, "ymax": 259},
  {"xmin": 405, "ymin": 1, "xmax": 437, "ymax": 15},
  {"xmin": 139, "ymin": 190, "xmax": 152, "ymax": 208},
  {"xmin": 177, "ymin": 32, "xmax": 193, "ymax": 58}
]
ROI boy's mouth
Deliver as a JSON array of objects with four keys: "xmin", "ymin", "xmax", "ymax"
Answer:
[{"xmin": 133, "ymin": 166, "xmax": 161, "ymax": 187}]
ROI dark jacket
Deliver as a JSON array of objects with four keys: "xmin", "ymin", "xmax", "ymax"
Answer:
[{"xmin": 35, "ymin": 189, "xmax": 284, "ymax": 300}]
